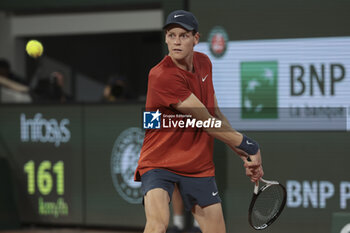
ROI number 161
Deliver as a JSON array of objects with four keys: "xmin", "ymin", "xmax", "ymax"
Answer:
[{"xmin": 24, "ymin": 160, "xmax": 64, "ymax": 195}]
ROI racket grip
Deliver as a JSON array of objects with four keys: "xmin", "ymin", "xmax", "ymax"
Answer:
[{"xmin": 254, "ymin": 182, "xmax": 259, "ymax": 194}]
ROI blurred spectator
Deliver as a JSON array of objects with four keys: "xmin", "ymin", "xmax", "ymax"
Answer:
[
  {"xmin": 0, "ymin": 59, "xmax": 10, "ymax": 78},
  {"xmin": 31, "ymin": 71, "xmax": 70, "ymax": 103},
  {"xmin": 0, "ymin": 58, "xmax": 28, "ymax": 85},
  {"xmin": 0, "ymin": 58, "xmax": 31, "ymax": 103},
  {"xmin": 103, "ymin": 74, "xmax": 133, "ymax": 102}
]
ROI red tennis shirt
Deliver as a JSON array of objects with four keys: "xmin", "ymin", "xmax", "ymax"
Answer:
[{"xmin": 134, "ymin": 52, "xmax": 216, "ymax": 181}]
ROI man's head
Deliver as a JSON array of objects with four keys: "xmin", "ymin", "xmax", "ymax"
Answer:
[
  {"xmin": 164, "ymin": 10, "xmax": 200, "ymax": 62},
  {"xmin": 163, "ymin": 10, "xmax": 198, "ymax": 33}
]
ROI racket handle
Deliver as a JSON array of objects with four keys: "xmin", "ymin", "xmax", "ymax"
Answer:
[
  {"xmin": 247, "ymin": 156, "xmax": 259, "ymax": 193},
  {"xmin": 254, "ymin": 182, "xmax": 259, "ymax": 194}
]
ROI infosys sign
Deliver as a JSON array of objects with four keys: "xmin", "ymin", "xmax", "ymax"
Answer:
[
  {"xmin": 20, "ymin": 113, "xmax": 71, "ymax": 147},
  {"xmin": 195, "ymin": 35, "xmax": 350, "ymax": 130}
]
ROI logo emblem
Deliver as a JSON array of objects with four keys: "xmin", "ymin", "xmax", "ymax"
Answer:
[
  {"xmin": 241, "ymin": 61, "xmax": 278, "ymax": 119},
  {"xmin": 341, "ymin": 223, "xmax": 350, "ymax": 233},
  {"xmin": 143, "ymin": 110, "xmax": 161, "ymax": 129},
  {"xmin": 111, "ymin": 127, "xmax": 144, "ymax": 204},
  {"xmin": 20, "ymin": 113, "xmax": 71, "ymax": 147},
  {"xmin": 174, "ymin": 14, "xmax": 184, "ymax": 18},
  {"xmin": 208, "ymin": 26, "xmax": 229, "ymax": 58},
  {"xmin": 212, "ymin": 191, "xmax": 219, "ymax": 196},
  {"xmin": 202, "ymin": 74, "xmax": 208, "ymax": 82}
]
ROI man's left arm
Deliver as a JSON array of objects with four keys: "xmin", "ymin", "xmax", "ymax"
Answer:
[
  {"xmin": 173, "ymin": 93, "xmax": 263, "ymax": 182},
  {"xmin": 213, "ymin": 94, "xmax": 264, "ymax": 182},
  {"xmin": 213, "ymin": 94, "xmax": 231, "ymax": 127}
]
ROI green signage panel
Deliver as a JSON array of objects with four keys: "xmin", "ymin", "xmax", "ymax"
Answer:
[
  {"xmin": 222, "ymin": 131, "xmax": 350, "ymax": 233},
  {"xmin": 241, "ymin": 61, "xmax": 278, "ymax": 119},
  {"xmin": 84, "ymin": 104, "xmax": 145, "ymax": 227},
  {"xmin": 1, "ymin": 104, "xmax": 349, "ymax": 232},
  {"xmin": 332, "ymin": 212, "xmax": 350, "ymax": 233},
  {"xmin": 0, "ymin": 105, "xmax": 84, "ymax": 224}
]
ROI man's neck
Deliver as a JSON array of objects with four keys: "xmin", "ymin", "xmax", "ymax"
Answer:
[{"xmin": 170, "ymin": 54, "xmax": 194, "ymax": 73}]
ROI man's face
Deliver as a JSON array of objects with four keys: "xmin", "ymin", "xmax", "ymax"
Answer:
[{"xmin": 165, "ymin": 26, "xmax": 199, "ymax": 61}]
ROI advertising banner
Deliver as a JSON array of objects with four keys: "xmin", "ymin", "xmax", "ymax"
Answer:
[
  {"xmin": 195, "ymin": 36, "xmax": 350, "ymax": 131},
  {"xmin": 222, "ymin": 131, "xmax": 350, "ymax": 233},
  {"xmin": 0, "ymin": 104, "xmax": 349, "ymax": 232},
  {"xmin": 0, "ymin": 106, "xmax": 84, "ymax": 224},
  {"xmin": 0, "ymin": 104, "xmax": 146, "ymax": 227}
]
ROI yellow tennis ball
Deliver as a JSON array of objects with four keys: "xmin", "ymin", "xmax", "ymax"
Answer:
[{"xmin": 26, "ymin": 40, "xmax": 44, "ymax": 58}]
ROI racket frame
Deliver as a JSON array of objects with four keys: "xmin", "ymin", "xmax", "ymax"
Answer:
[{"xmin": 248, "ymin": 178, "xmax": 287, "ymax": 230}]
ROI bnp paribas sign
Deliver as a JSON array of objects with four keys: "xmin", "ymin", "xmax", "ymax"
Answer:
[
  {"xmin": 240, "ymin": 61, "xmax": 278, "ymax": 119},
  {"xmin": 195, "ymin": 36, "xmax": 350, "ymax": 130}
]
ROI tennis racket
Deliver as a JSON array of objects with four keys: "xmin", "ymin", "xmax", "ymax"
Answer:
[{"xmin": 248, "ymin": 177, "xmax": 287, "ymax": 230}]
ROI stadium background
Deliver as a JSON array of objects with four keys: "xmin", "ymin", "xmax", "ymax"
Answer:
[{"xmin": 0, "ymin": 0, "xmax": 350, "ymax": 233}]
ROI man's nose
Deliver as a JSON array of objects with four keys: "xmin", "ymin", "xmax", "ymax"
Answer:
[{"xmin": 174, "ymin": 36, "xmax": 181, "ymax": 44}]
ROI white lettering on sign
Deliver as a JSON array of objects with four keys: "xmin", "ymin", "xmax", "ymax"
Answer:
[{"xmin": 286, "ymin": 180, "xmax": 349, "ymax": 209}]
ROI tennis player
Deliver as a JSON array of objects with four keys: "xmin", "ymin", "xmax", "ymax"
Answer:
[{"xmin": 135, "ymin": 10, "xmax": 264, "ymax": 233}]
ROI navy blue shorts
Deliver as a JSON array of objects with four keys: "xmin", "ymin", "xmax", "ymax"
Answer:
[{"xmin": 141, "ymin": 169, "xmax": 221, "ymax": 211}]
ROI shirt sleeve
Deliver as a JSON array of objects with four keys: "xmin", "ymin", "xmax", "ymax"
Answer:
[
  {"xmin": 148, "ymin": 72, "xmax": 192, "ymax": 107},
  {"xmin": 208, "ymin": 57, "xmax": 215, "ymax": 96}
]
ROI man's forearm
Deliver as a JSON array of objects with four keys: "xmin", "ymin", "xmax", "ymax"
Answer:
[
  {"xmin": 208, "ymin": 110, "xmax": 259, "ymax": 156},
  {"xmin": 204, "ymin": 117, "xmax": 243, "ymax": 151},
  {"xmin": 215, "ymin": 109, "xmax": 232, "ymax": 128}
]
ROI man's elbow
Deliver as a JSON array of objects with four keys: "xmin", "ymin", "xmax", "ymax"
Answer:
[{"xmin": 214, "ymin": 108, "xmax": 222, "ymax": 119}]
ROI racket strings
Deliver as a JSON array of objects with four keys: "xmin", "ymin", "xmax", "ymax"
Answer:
[{"xmin": 251, "ymin": 184, "xmax": 285, "ymax": 228}]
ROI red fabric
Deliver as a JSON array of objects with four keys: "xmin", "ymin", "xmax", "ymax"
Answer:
[{"xmin": 135, "ymin": 52, "xmax": 216, "ymax": 181}]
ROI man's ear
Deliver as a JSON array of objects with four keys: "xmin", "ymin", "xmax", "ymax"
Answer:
[{"xmin": 194, "ymin": 32, "xmax": 200, "ymax": 46}]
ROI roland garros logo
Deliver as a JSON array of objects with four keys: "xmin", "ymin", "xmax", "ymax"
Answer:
[
  {"xmin": 208, "ymin": 26, "xmax": 229, "ymax": 58},
  {"xmin": 111, "ymin": 127, "xmax": 144, "ymax": 204}
]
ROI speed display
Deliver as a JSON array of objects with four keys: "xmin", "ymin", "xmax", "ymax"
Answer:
[
  {"xmin": 0, "ymin": 105, "xmax": 83, "ymax": 224},
  {"xmin": 24, "ymin": 160, "xmax": 67, "ymax": 217}
]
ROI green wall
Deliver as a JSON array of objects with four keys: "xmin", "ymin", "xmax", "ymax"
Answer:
[
  {"xmin": 0, "ymin": 104, "xmax": 349, "ymax": 232},
  {"xmin": 219, "ymin": 131, "xmax": 350, "ymax": 233}
]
